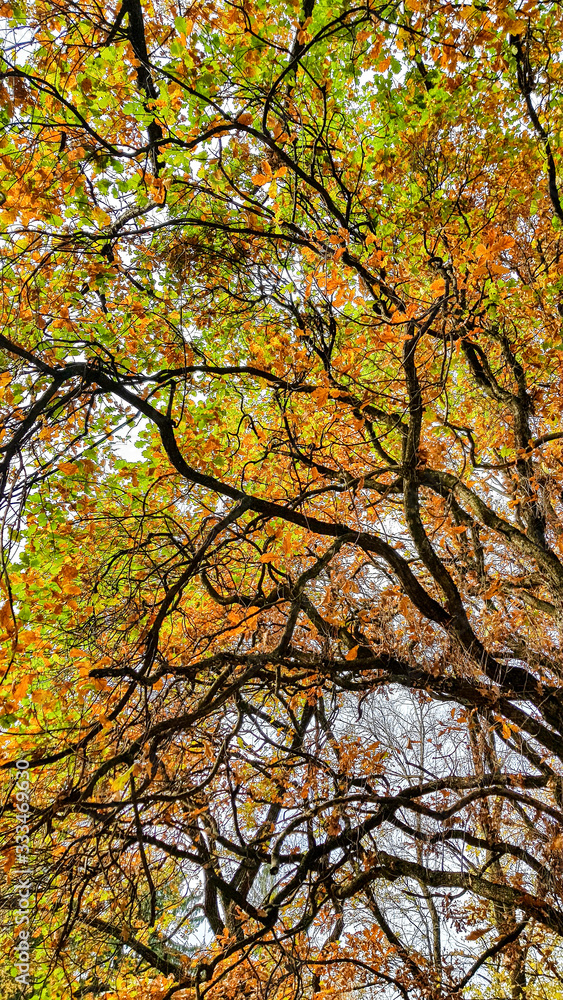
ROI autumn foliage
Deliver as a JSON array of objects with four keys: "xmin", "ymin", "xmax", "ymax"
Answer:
[{"xmin": 1, "ymin": 0, "xmax": 563, "ymax": 997}]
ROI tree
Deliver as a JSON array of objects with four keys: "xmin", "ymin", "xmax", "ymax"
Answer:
[{"xmin": 1, "ymin": 0, "xmax": 563, "ymax": 997}]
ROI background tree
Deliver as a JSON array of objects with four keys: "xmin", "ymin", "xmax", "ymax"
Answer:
[{"xmin": 1, "ymin": 0, "xmax": 563, "ymax": 998}]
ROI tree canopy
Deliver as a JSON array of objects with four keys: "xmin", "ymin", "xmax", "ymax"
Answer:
[{"xmin": 1, "ymin": 0, "xmax": 563, "ymax": 998}]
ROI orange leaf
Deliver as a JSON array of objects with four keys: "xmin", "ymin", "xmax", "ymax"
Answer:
[
  {"xmin": 466, "ymin": 927, "xmax": 490, "ymax": 941},
  {"xmin": 311, "ymin": 386, "xmax": 329, "ymax": 405},
  {"xmin": 31, "ymin": 689, "xmax": 54, "ymax": 708},
  {"xmin": 12, "ymin": 674, "xmax": 32, "ymax": 703}
]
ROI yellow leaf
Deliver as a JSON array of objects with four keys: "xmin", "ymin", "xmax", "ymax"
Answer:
[
  {"xmin": 110, "ymin": 772, "xmax": 130, "ymax": 793},
  {"xmin": 93, "ymin": 207, "xmax": 111, "ymax": 227},
  {"xmin": 345, "ymin": 645, "xmax": 359, "ymax": 661},
  {"xmin": 259, "ymin": 553, "xmax": 276, "ymax": 563}
]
